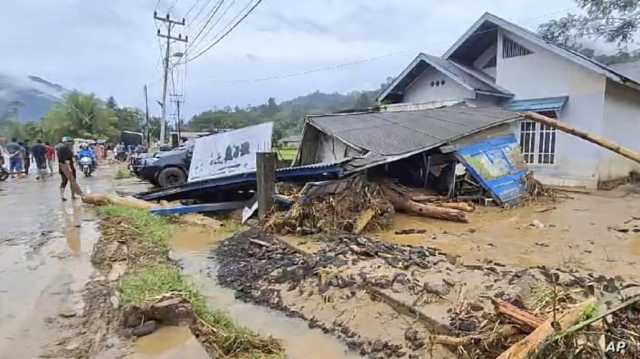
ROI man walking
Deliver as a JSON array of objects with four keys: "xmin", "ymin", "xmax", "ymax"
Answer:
[
  {"xmin": 6, "ymin": 138, "xmax": 23, "ymax": 177},
  {"xmin": 21, "ymin": 140, "xmax": 31, "ymax": 176},
  {"xmin": 56, "ymin": 137, "xmax": 83, "ymax": 200},
  {"xmin": 45, "ymin": 142, "xmax": 56, "ymax": 175},
  {"xmin": 31, "ymin": 139, "xmax": 48, "ymax": 180}
]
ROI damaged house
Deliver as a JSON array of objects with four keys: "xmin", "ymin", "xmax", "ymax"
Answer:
[
  {"xmin": 376, "ymin": 13, "xmax": 640, "ymax": 189},
  {"xmin": 295, "ymin": 103, "xmax": 528, "ymax": 205}
]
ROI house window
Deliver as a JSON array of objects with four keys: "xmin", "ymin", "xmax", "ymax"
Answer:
[
  {"xmin": 519, "ymin": 112, "xmax": 556, "ymax": 165},
  {"xmin": 503, "ymin": 37, "xmax": 533, "ymax": 58}
]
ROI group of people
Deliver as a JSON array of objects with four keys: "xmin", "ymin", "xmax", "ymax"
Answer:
[
  {"xmin": 4, "ymin": 138, "xmax": 56, "ymax": 179},
  {"xmin": 1, "ymin": 137, "xmax": 97, "ymax": 201}
]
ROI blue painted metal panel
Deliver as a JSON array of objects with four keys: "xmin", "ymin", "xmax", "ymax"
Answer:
[
  {"xmin": 137, "ymin": 162, "xmax": 344, "ymax": 202},
  {"xmin": 505, "ymin": 96, "xmax": 568, "ymax": 112},
  {"xmin": 455, "ymin": 135, "xmax": 528, "ymax": 205}
]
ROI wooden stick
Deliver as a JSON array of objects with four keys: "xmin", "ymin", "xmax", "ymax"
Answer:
[
  {"xmin": 497, "ymin": 297, "xmax": 596, "ymax": 359},
  {"xmin": 353, "ymin": 208, "xmax": 376, "ymax": 234},
  {"xmin": 493, "ymin": 299, "xmax": 545, "ymax": 332},
  {"xmin": 556, "ymin": 295, "xmax": 640, "ymax": 339},
  {"xmin": 523, "ymin": 112, "xmax": 640, "ymax": 165}
]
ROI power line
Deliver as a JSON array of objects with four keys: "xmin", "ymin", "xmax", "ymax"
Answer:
[
  {"xmin": 186, "ymin": 0, "xmax": 263, "ymax": 64},
  {"xmin": 188, "ymin": 0, "xmax": 238, "ymax": 52},
  {"xmin": 186, "ymin": 0, "xmax": 214, "ymax": 28},
  {"xmin": 184, "ymin": 0, "xmax": 203, "ymax": 19},
  {"xmin": 188, "ymin": 0, "xmax": 225, "ymax": 48}
]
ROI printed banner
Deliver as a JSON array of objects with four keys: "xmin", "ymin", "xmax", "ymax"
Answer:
[{"xmin": 188, "ymin": 122, "xmax": 273, "ymax": 182}]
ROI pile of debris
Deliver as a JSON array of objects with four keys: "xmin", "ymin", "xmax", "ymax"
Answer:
[
  {"xmin": 264, "ymin": 177, "xmax": 395, "ymax": 235},
  {"xmin": 214, "ymin": 229, "xmax": 640, "ymax": 358}
]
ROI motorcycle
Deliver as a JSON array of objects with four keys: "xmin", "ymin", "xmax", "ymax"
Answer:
[
  {"xmin": 0, "ymin": 156, "xmax": 8, "ymax": 181},
  {"xmin": 78, "ymin": 156, "xmax": 94, "ymax": 177}
]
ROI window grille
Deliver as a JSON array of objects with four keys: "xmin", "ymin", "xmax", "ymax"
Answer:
[{"xmin": 519, "ymin": 116, "xmax": 556, "ymax": 165}]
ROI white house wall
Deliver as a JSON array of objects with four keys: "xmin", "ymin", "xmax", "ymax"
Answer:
[
  {"xmin": 403, "ymin": 67, "xmax": 475, "ymax": 103},
  {"xmin": 496, "ymin": 29, "xmax": 607, "ymax": 188},
  {"xmin": 600, "ymin": 79, "xmax": 640, "ymax": 180}
]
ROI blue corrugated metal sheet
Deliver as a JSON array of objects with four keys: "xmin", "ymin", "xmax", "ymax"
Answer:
[
  {"xmin": 137, "ymin": 162, "xmax": 345, "ymax": 202},
  {"xmin": 455, "ymin": 135, "xmax": 528, "ymax": 205},
  {"xmin": 505, "ymin": 96, "xmax": 568, "ymax": 113}
]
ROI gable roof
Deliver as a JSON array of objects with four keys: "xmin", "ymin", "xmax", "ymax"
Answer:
[
  {"xmin": 376, "ymin": 53, "xmax": 512, "ymax": 103},
  {"xmin": 445, "ymin": 12, "xmax": 640, "ymax": 90}
]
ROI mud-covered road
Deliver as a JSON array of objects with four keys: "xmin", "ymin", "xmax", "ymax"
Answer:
[{"xmin": 0, "ymin": 168, "xmax": 115, "ymax": 358}]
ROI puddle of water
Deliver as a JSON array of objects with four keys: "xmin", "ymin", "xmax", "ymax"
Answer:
[
  {"xmin": 169, "ymin": 225, "xmax": 230, "ymax": 254},
  {"xmin": 167, "ymin": 226, "xmax": 358, "ymax": 359},
  {"xmin": 129, "ymin": 326, "xmax": 208, "ymax": 359}
]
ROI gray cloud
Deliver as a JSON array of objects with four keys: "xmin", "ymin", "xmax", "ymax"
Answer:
[{"xmin": 1, "ymin": 0, "xmax": 584, "ymax": 120}]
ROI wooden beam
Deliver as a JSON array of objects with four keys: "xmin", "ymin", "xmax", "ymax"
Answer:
[
  {"xmin": 523, "ymin": 111, "xmax": 640, "ymax": 165},
  {"xmin": 256, "ymin": 152, "xmax": 276, "ymax": 221}
]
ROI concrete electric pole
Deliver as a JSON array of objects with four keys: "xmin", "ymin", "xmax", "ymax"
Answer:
[{"xmin": 154, "ymin": 12, "xmax": 187, "ymax": 145}]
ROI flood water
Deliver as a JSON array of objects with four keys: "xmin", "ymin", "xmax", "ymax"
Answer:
[{"xmin": 167, "ymin": 225, "xmax": 359, "ymax": 359}]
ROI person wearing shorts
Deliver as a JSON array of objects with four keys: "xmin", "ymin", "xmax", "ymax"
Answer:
[{"xmin": 56, "ymin": 137, "xmax": 83, "ymax": 200}]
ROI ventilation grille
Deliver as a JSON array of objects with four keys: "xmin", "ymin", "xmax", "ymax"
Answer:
[{"xmin": 503, "ymin": 37, "xmax": 533, "ymax": 58}]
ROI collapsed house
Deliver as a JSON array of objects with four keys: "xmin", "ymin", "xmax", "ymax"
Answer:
[{"xmin": 295, "ymin": 102, "xmax": 528, "ymax": 205}]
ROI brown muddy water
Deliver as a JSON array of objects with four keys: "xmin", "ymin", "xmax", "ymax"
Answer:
[
  {"xmin": 0, "ymin": 167, "xmax": 116, "ymax": 358},
  {"xmin": 165, "ymin": 225, "xmax": 360, "ymax": 359}
]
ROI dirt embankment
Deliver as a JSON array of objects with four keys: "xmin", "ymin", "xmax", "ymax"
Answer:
[
  {"xmin": 215, "ymin": 229, "xmax": 640, "ymax": 358},
  {"xmin": 44, "ymin": 206, "xmax": 282, "ymax": 359}
]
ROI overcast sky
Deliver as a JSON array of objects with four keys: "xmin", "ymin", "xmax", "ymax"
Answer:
[{"xmin": 1, "ymin": 0, "xmax": 588, "ymax": 120}]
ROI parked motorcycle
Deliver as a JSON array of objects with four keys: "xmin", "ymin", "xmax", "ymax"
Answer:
[
  {"xmin": 78, "ymin": 156, "xmax": 94, "ymax": 177},
  {"xmin": 115, "ymin": 150, "xmax": 128, "ymax": 162}
]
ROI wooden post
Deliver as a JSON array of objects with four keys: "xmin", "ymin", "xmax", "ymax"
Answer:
[
  {"xmin": 523, "ymin": 111, "xmax": 640, "ymax": 165},
  {"xmin": 256, "ymin": 152, "xmax": 276, "ymax": 221}
]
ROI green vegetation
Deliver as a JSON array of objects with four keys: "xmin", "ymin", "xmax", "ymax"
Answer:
[
  {"xmin": 98, "ymin": 205, "xmax": 171, "ymax": 257},
  {"xmin": 98, "ymin": 205, "xmax": 281, "ymax": 357},
  {"xmin": 275, "ymin": 147, "xmax": 297, "ymax": 162},
  {"xmin": 114, "ymin": 167, "xmax": 133, "ymax": 180},
  {"xmin": 539, "ymin": 1, "xmax": 640, "ymax": 61}
]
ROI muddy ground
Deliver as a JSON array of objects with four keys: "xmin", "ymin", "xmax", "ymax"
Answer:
[
  {"xmin": 0, "ymin": 165, "xmax": 127, "ymax": 358},
  {"xmin": 213, "ymin": 182, "xmax": 640, "ymax": 358}
]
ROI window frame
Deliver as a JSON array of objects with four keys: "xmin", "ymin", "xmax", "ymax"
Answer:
[{"xmin": 518, "ymin": 111, "xmax": 558, "ymax": 167}]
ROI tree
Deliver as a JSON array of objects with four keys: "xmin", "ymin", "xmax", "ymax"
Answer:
[
  {"xmin": 42, "ymin": 91, "xmax": 119, "ymax": 142},
  {"xmin": 353, "ymin": 92, "xmax": 371, "ymax": 109},
  {"xmin": 539, "ymin": 1, "xmax": 640, "ymax": 49},
  {"xmin": 106, "ymin": 96, "xmax": 118, "ymax": 110}
]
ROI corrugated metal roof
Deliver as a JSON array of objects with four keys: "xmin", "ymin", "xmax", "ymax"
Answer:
[
  {"xmin": 308, "ymin": 103, "xmax": 521, "ymax": 159},
  {"xmin": 505, "ymin": 96, "xmax": 568, "ymax": 112}
]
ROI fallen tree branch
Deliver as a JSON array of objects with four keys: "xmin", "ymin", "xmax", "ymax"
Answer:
[
  {"xmin": 555, "ymin": 295, "xmax": 640, "ymax": 340},
  {"xmin": 432, "ymin": 324, "xmax": 521, "ymax": 347},
  {"xmin": 497, "ymin": 297, "xmax": 596, "ymax": 359},
  {"xmin": 523, "ymin": 112, "xmax": 640, "ymax": 165}
]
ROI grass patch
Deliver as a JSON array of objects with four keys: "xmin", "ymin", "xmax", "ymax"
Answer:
[
  {"xmin": 101, "ymin": 204, "xmax": 282, "ymax": 357},
  {"xmin": 114, "ymin": 167, "xmax": 133, "ymax": 180},
  {"xmin": 119, "ymin": 263, "xmax": 281, "ymax": 356},
  {"xmin": 98, "ymin": 205, "xmax": 172, "ymax": 256}
]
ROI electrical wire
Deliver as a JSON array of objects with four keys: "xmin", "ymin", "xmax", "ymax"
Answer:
[
  {"xmin": 187, "ymin": 0, "xmax": 238, "ymax": 52},
  {"xmin": 186, "ymin": 0, "xmax": 263, "ymax": 64},
  {"xmin": 184, "ymin": 0, "xmax": 203, "ymax": 19},
  {"xmin": 188, "ymin": 0, "xmax": 225, "ymax": 47}
]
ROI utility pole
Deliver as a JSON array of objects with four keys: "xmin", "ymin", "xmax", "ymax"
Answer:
[
  {"xmin": 170, "ymin": 94, "xmax": 183, "ymax": 146},
  {"xmin": 154, "ymin": 12, "xmax": 187, "ymax": 145},
  {"xmin": 143, "ymin": 85, "xmax": 150, "ymax": 147}
]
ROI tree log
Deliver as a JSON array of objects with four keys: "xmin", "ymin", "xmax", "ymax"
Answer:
[
  {"xmin": 353, "ymin": 208, "xmax": 376, "ymax": 234},
  {"xmin": 83, "ymin": 193, "xmax": 155, "ymax": 210},
  {"xmin": 438, "ymin": 202, "xmax": 475, "ymax": 213},
  {"xmin": 497, "ymin": 297, "xmax": 596, "ymax": 359},
  {"xmin": 432, "ymin": 325, "xmax": 521, "ymax": 347},
  {"xmin": 383, "ymin": 186, "xmax": 467, "ymax": 223},
  {"xmin": 493, "ymin": 299, "xmax": 545, "ymax": 332},
  {"xmin": 524, "ymin": 112, "xmax": 640, "ymax": 165}
]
